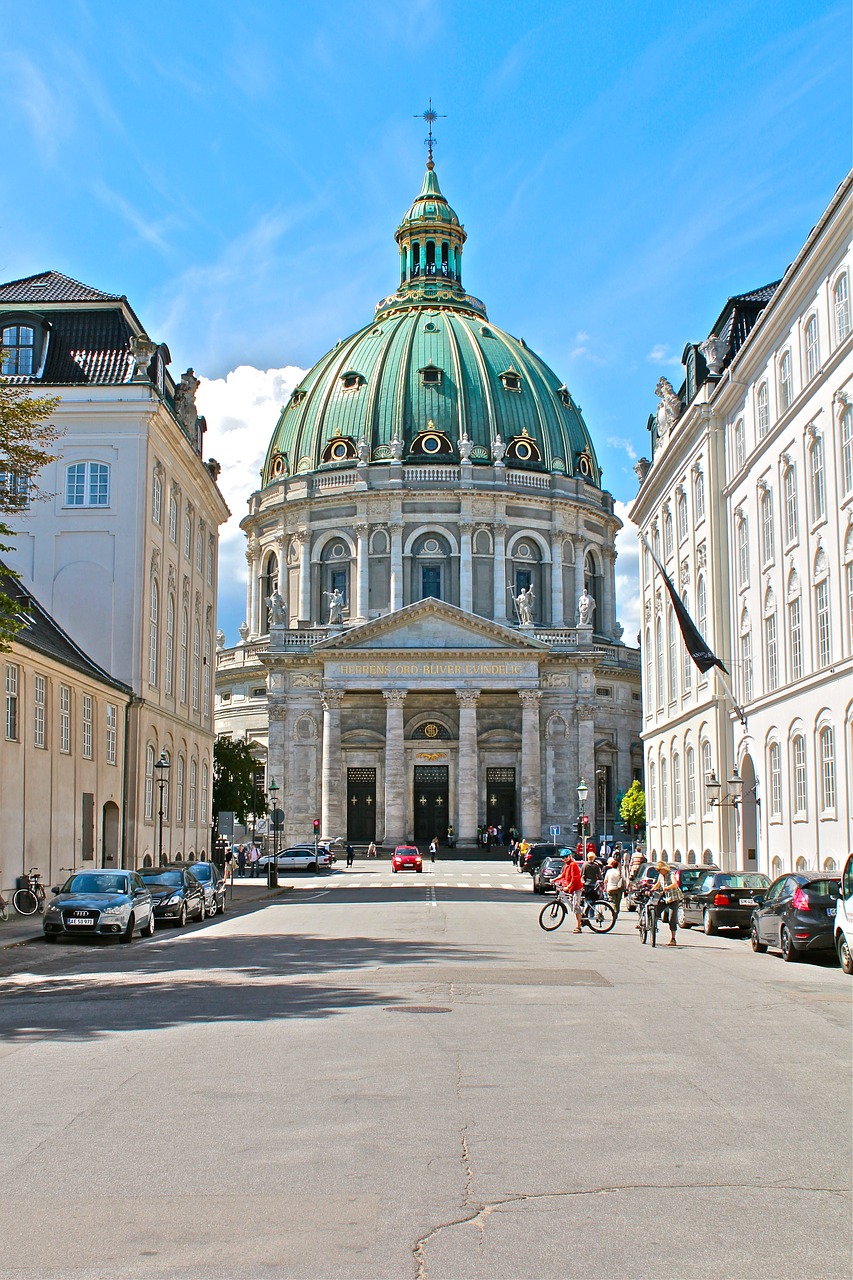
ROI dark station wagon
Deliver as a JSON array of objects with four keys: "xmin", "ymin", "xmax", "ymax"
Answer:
[{"xmin": 679, "ymin": 871, "xmax": 771, "ymax": 934}]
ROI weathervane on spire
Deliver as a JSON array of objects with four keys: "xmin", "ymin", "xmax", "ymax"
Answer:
[{"xmin": 414, "ymin": 99, "xmax": 446, "ymax": 168}]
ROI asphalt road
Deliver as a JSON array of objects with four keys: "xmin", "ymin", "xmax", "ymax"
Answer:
[{"xmin": 0, "ymin": 859, "xmax": 849, "ymax": 1280}]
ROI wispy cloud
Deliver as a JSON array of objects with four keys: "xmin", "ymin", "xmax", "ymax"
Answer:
[
  {"xmin": 0, "ymin": 52, "xmax": 69, "ymax": 164},
  {"xmin": 646, "ymin": 344, "xmax": 682, "ymax": 366},
  {"xmin": 92, "ymin": 181, "xmax": 175, "ymax": 254},
  {"xmin": 606, "ymin": 436, "xmax": 638, "ymax": 462},
  {"xmin": 569, "ymin": 331, "xmax": 606, "ymax": 365}
]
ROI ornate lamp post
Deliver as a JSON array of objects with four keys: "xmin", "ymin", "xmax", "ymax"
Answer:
[
  {"xmin": 154, "ymin": 750, "xmax": 170, "ymax": 866},
  {"xmin": 577, "ymin": 777, "xmax": 588, "ymax": 848},
  {"xmin": 267, "ymin": 778, "xmax": 280, "ymax": 888}
]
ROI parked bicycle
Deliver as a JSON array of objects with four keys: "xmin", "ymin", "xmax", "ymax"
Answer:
[
  {"xmin": 539, "ymin": 888, "xmax": 616, "ymax": 933},
  {"xmin": 636, "ymin": 888, "xmax": 661, "ymax": 946},
  {"xmin": 0, "ymin": 890, "xmax": 9, "ymax": 922},
  {"xmin": 13, "ymin": 869, "xmax": 47, "ymax": 916}
]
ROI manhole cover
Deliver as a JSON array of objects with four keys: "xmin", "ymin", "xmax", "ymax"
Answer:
[{"xmin": 385, "ymin": 1005, "xmax": 452, "ymax": 1014}]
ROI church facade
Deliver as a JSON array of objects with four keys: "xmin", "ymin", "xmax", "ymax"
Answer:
[{"xmin": 215, "ymin": 158, "xmax": 642, "ymax": 846}]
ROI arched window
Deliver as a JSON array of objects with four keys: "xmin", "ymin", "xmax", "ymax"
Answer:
[
  {"xmin": 168, "ymin": 490, "xmax": 178, "ymax": 542},
  {"xmin": 681, "ymin": 594, "xmax": 692, "ymax": 692},
  {"xmin": 511, "ymin": 537, "xmax": 544, "ymax": 623},
  {"xmin": 161, "ymin": 749, "xmax": 171, "ymax": 821},
  {"xmin": 144, "ymin": 744, "xmax": 155, "ymax": 821},
  {"xmin": 795, "ymin": 856, "xmax": 808, "ymax": 872},
  {"xmin": 687, "ymin": 850, "xmax": 696, "ymax": 866},
  {"xmin": 804, "ymin": 315, "xmax": 820, "ymax": 381},
  {"xmin": 644, "ymin": 626, "xmax": 653, "ymax": 708},
  {"xmin": 655, "ymin": 615, "xmax": 664, "ymax": 709},
  {"xmin": 668, "ymin": 608, "xmax": 678, "ymax": 701},
  {"xmin": 65, "ymin": 461, "xmax": 110, "ymax": 507},
  {"xmin": 846, "ymin": 529, "xmax": 853, "ymax": 654},
  {"xmin": 321, "ymin": 538, "xmax": 351, "ymax": 614},
  {"xmin": 701, "ymin": 741, "xmax": 712, "ymax": 813},
  {"xmin": 261, "ymin": 553, "xmax": 278, "ymax": 634},
  {"xmin": 740, "ymin": 608, "xmax": 753, "ymax": 702},
  {"xmin": 783, "ymin": 463, "xmax": 798, "ymax": 545},
  {"xmin": 189, "ymin": 758, "xmax": 197, "ymax": 824},
  {"xmin": 757, "ymin": 381, "xmax": 769, "ymax": 438},
  {"xmin": 768, "ymin": 742, "xmax": 782, "ymax": 817},
  {"xmin": 203, "ymin": 631, "xmax": 212, "ymax": 718},
  {"xmin": 809, "ymin": 433, "xmax": 825, "ymax": 522},
  {"xmin": 663, "ymin": 510, "xmax": 674, "ymax": 558},
  {"xmin": 842, "ymin": 408, "xmax": 853, "ymax": 497},
  {"xmin": 192, "ymin": 619, "xmax": 201, "ymax": 710},
  {"xmin": 676, "ymin": 491, "xmax": 688, "ymax": 542},
  {"xmin": 771, "ymin": 855, "xmax": 783, "ymax": 878},
  {"xmin": 201, "ymin": 761, "xmax": 209, "ymax": 825},
  {"xmin": 834, "ymin": 273, "xmax": 850, "ymax": 343},
  {"xmin": 778, "ymin": 350, "xmax": 793, "ymax": 410},
  {"xmin": 764, "ymin": 592, "xmax": 778, "ymax": 693},
  {"xmin": 165, "ymin": 594, "xmax": 175, "ymax": 697},
  {"xmin": 696, "ymin": 576, "xmax": 707, "ymax": 640},
  {"xmin": 176, "ymin": 755, "xmax": 185, "ymax": 824},
  {"xmin": 815, "ymin": 551, "xmax": 831, "ymax": 667},
  {"xmin": 672, "ymin": 752, "xmax": 682, "ymax": 820},
  {"xmin": 693, "ymin": 469, "xmax": 705, "ymax": 522},
  {"xmin": 824, "ymin": 857, "xmax": 837, "ymax": 872},
  {"xmin": 180, "ymin": 607, "xmax": 189, "ymax": 704},
  {"xmin": 152, "ymin": 470, "xmax": 162, "ymax": 525},
  {"xmin": 819, "ymin": 726, "xmax": 835, "ymax": 812},
  {"xmin": 734, "ymin": 418, "xmax": 746, "ymax": 471},
  {"xmin": 686, "ymin": 747, "xmax": 696, "ymax": 817},
  {"xmin": 792, "ymin": 734, "xmax": 807, "ymax": 815},
  {"xmin": 736, "ymin": 515, "xmax": 749, "ymax": 588},
  {"xmin": 583, "ymin": 551, "xmax": 602, "ymax": 623},
  {"xmin": 760, "ymin": 488, "xmax": 774, "ymax": 565},
  {"xmin": 148, "ymin": 579, "xmax": 159, "ymax": 686},
  {"xmin": 1, "ymin": 321, "xmax": 37, "ymax": 374},
  {"xmin": 660, "ymin": 757, "xmax": 669, "ymax": 819},
  {"xmin": 649, "ymin": 761, "xmax": 657, "ymax": 821}
]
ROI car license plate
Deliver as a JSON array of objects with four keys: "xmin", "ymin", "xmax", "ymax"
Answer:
[
  {"xmin": 741, "ymin": 898, "xmax": 756, "ymax": 906},
  {"xmin": 67, "ymin": 917, "xmax": 94, "ymax": 926},
  {"xmin": 827, "ymin": 907, "xmax": 836, "ymax": 916}
]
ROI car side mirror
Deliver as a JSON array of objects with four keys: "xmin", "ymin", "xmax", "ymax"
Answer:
[
  {"xmin": 834, "ymin": 883, "xmax": 842, "ymax": 899},
  {"xmin": 51, "ymin": 886, "xmax": 60, "ymax": 895}
]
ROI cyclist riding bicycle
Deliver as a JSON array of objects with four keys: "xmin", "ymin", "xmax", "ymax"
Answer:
[{"xmin": 552, "ymin": 854, "xmax": 584, "ymax": 933}]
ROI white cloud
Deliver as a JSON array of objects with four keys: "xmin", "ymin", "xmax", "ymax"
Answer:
[
  {"xmin": 606, "ymin": 435, "xmax": 638, "ymax": 462},
  {"xmin": 198, "ymin": 364, "xmax": 306, "ymax": 643},
  {"xmin": 647, "ymin": 344, "xmax": 682, "ymax": 366},
  {"xmin": 613, "ymin": 499, "xmax": 642, "ymax": 645}
]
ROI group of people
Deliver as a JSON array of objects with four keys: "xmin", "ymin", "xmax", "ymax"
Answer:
[
  {"xmin": 477, "ymin": 824, "xmax": 511, "ymax": 847},
  {"xmin": 222, "ymin": 843, "xmax": 262, "ymax": 877}
]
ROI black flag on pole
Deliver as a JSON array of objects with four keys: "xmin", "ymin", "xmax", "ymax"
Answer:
[{"xmin": 639, "ymin": 532, "xmax": 728, "ymax": 675}]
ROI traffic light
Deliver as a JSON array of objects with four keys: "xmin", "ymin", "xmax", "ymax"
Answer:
[
  {"xmin": 313, "ymin": 818, "xmax": 320, "ymax": 834},
  {"xmin": 582, "ymin": 814, "xmax": 590, "ymax": 828}
]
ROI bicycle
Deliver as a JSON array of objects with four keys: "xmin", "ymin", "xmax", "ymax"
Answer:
[
  {"xmin": 0, "ymin": 891, "xmax": 9, "ymax": 923},
  {"xmin": 538, "ymin": 888, "xmax": 616, "ymax": 933},
  {"xmin": 636, "ymin": 889, "xmax": 661, "ymax": 946},
  {"xmin": 13, "ymin": 869, "xmax": 46, "ymax": 916}
]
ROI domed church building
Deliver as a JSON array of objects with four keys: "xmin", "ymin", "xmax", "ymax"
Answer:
[{"xmin": 215, "ymin": 157, "xmax": 642, "ymax": 847}]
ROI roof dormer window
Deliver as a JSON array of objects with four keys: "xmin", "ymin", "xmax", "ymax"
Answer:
[
  {"xmin": 499, "ymin": 368, "xmax": 522, "ymax": 393},
  {"xmin": 290, "ymin": 388, "xmax": 306, "ymax": 406},
  {"xmin": 1, "ymin": 322, "xmax": 38, "ymax": 375},
  {"xmin": 419, "ymin": 364, "xmax": 442, "ymax": 387},
  {"xmin": 340, "ymin": 370, "xmax": 365, "ymax": 392}
]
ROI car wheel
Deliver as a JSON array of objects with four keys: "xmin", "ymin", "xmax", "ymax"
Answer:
[
  {"xmin": 208, "ymin": 897, "xmax": 217, "ymax": 918},
  {"xmin": 703, "ymin": 909, "xmax": 717, "ymax": 935},
  {"xmin": 676, "ymin": 904, "xmax": 689, "ymax": 928},
  {"xmin": 177, "ymin": 904, "xmax": 187, "ymax": 928},
  {"xmin": 836, "ymin": 932, "xmax": 853, "ymax": 975},
  {"xmin": 198, "ymin": 898, "xmax": 206, "ymax": 921},
  {"xmin": 308, "ymin": 863, "xmax": 317, "ymax": 872},
  {"xmin": 751, "ymin": 922, "xmax": 767, "ymax": 953},
  {"xmin": 142, "ymin": 911, "xmax": 155, "ymax": 937},
  {"xmin": 780, "ymin": 926, "xmax": 798, "ymax": 963},
  {"xmin": 120, "ymin": 914, "xmax": 135, "ymax": 944}
]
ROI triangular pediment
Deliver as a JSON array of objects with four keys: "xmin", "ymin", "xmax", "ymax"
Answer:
[{"xmin": 313, "ymin": 598, "xmax": 549, "ymax": 653}]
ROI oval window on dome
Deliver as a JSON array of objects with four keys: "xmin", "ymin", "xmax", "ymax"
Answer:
[
  {"xmin": 321, "ymin": 437, "xmax": 358, "ymax": 465},
  {"xmin": 506, "ymin": 432, "xmax": 542, "ymax": 464},
  {"xmin": 411, "ymin": 429, "xmax": 452, "ymax": 457},
  {"xmin": 422, "ymin": 435, "xmax": 442, "ymax": 453}
]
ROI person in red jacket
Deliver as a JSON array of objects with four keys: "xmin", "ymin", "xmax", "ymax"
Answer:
[{"xmin": 553, "ymin": 855, "xmax": 584, "ymax": 933}]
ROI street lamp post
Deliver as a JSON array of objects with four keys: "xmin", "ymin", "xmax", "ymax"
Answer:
[
  {"xmin": 267, "ymin": 778, "xmax": 280, "ymax": 888},
  {"xmin": 154, "ymin": 750, "xmax": 170, "ymax": 866},
  {"xmin": 577, "ymin": 777, "xmax": 588, "ymax": 850}
]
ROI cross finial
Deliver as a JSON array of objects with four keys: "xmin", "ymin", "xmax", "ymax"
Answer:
[{"xmin": 414, "ymin": 98, "xmax": 446, "ymax": 169}]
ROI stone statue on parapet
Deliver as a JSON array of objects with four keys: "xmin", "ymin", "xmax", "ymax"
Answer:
[
  {"xmin": 267, "ymin": 589, "xmax": 287, "ymax": 627},
  {"xmin": 492, "ymin": 433, "xmax": 505, "ymax": 465},
  {"xmin": 458, "ymin": 431, "xmax": 473, "ymax": 461},
  {"xmin": 175, "ymin": 368, "xmax": 201, "ymax": 434},
  {"xmin": 654, "ymin": 377, "xmax": 683, "ymax": 438},
  {"xmin": 324, "ymin": 588, "xmax": 345, "ymax": 625},
  {"xmin": 577, "ymin": 587, "xmax": 595, "ymax": 627},
  {"xmin": 513, "ymin": 586, "xmax": 535, "ymax": 626}
]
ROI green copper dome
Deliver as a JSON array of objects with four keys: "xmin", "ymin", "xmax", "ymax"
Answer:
[{"xmin": 263, "ymin": 163, "xmax": 600, "ymax": 486}]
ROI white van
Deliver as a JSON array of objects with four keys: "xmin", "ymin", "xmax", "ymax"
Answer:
[{"xmin": 834, "ymin": 852, "xmax": 853, "ymax": 974}]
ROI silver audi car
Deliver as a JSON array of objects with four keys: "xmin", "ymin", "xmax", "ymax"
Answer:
[{"xmin": 43, "ymin": 871, "xmax": 155, "ymax": 943}]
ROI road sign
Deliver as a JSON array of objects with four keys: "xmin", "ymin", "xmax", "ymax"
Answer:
[
  {"xmin": 549, "ymin": 825, "xmax": 560, "ymax": 838},
  {"xmin": 271, "ymin": 808, "xmax": 285, "ymax": 832}
]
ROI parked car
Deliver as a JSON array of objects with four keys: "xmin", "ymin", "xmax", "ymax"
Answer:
[
  {"xmin": 679, "ymin": 871, "xmax": 771, "ymax": 934},
  {"xmin": 520, "ymin": 843, "xmax": 562, "ymax": 877},
  {"xmin": 750, "ymin": 871, "xmax": 840, "ymax": 962},
  {"xmin": 256, "ymin": 847, "xmax": 333, "ymax": 872},
  {"xmin": 139, "ymin": 866, "xmax": 206, "ymax": 926},
  {"xmin": 533, "ymin": 855, "xmax": 567, "ymax": 894},
  {"xmin": 833, "ymin": 853, "xmax": 853, "ymax": 975},
  {"xmin": 391, "ymin": 845, "xmax": 423, "ymax": 873},
  {"xmin": 626, "ymin": 861, "xmax": 720, "ymax": 911},
  {"xmin": 672, "ymin": 865, "xmax": 720, "ymax": 894},
  {"xmin": 44, "ymin": 870, "xmax": 154, "ymax": 943},
  {"xmin": 188, "ymin": 861, "xmax": 226, "ymax": 916}
]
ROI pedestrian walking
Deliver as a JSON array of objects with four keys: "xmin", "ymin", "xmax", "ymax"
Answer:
[
  {"xmin": 367, "ymin": 840, "xmax": 377, "ymax": 859},
  {"xmin": 346, "ymin": 843, "xmax": 355, "ymax": 868},
  {"xmin": 249, "ymin": 844, "xmax": 260, "ymax": 877},
  {"xmin": 603, "ymin": 857, "xmax": 624, "ymax": 917},
  {"xmin": 446, "ymin": 825, "xmax": 455, "ymax": 848},
  {"xmin": 237, "ymin": 845, "xmax": 247, "ymax": 877},
  {"xmin": 652, "ymin": 859, "xmax": 682, "ymax": 946},
  {"xmin": 429, "ymin": 837, "xmax": 437, "ymax": 866}
]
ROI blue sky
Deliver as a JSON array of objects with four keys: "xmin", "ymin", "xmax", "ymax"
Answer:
[{"xmin": 1, "ymin": 0, "xmax": 849, "ymax": 641}]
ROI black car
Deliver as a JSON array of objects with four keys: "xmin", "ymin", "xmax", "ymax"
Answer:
[
  {"xmin": 627, "ymin": 861, "xmax": 720, "ymax": 911},
  {"xmin": 679, "ymin": 871, "xmax": 770, "ymax": 934},
  {"xmin": 751, "ymin": 871, "xmax": 841, "ymax": 962},
  {"xmin": 520, "ymin": 843, "xmax": 563, "ymax": 877},
  {"xmin": 188, "ymin": 861, "xmax": 226, "ymax": 916},
  {"xmin": 533, "ymin": 855, "xmax": 567, "ymax": 895},
  {"xmin": 139, "ymin": 866, "xmax": 206, "ymax": 927}
]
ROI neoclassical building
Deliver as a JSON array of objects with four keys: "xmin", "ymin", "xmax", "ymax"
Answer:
[
  {"xmin": 631, "ymin": 170, "xmax": 852, "ymax": 875},
  {"xmin": 216, "ymin": 158, "xmax": 642, "ymax": 846}
]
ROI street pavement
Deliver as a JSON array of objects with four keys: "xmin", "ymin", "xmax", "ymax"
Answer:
[{"xmin": 0, "ymin": 857, "xmax": 849, "ymax": 1280}]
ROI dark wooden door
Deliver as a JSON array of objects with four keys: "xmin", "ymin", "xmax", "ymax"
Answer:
[
  {"xmin": 413, "ymin": 765, "xmax": 448, "ymax": 843},
  {"xmin": 347, "ymin": 768, "xmax": 376, "ymax": 842},
  {"xmin": 486, "ymin": 767, "xmax": 516, "ymax": 834}
]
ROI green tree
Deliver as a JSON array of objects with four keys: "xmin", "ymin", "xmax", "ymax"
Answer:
[
  {"xmin": 0, "ymin": 372, "xmax": 60, "ymax": 650},
  {"xmin": 212, "ymin": 737, "xmax": 268, "ymax": 839},
  {"xmin": 619, "ymin": 780, "xmax": 646, "ymax": 835}
]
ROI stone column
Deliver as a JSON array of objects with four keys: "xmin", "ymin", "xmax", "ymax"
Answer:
[
  {"xmin": 267, "ymin": 697, "xmax": 287, "ymax": 808},
  {"xmin": 602, "ymin": 549, "xmax": 615, "ymax": 635},
  {"xmin": 519, "ymin": 690, "xmax": 542, "ymax": 838},
  {"xmin": 550, "ymin": 535, "xmax": 564, "ymax": 627},
  {"xmin": 493, "ymin": 523, "xmax": 507, "ymax": 622},
  {"xmin": 573, "ymin": 537, "xmax": 586, "ymax": 620},
  {"xmin": 459, "ymin": 523, "xmax": 474, "ymax": 613},
  {"xmin": 297, "ymin": 532, "xmax": 311, "ymax": 625},
  {"xmin": 455, "ymin": 690, "xmax": 480, "ymax": 840},
  {"xmin": 355, "ymin": 522, "xmax": 369, "ymax": 622},
  {"xmin": 390, "ymin": 522, "xmax": 403, "ymax": 612},
  {"xmin": 245, "ymin": 545, "xmax": 256, "ymax": 637},
  {"xmin": 320, "ymin": 689, "xmax": 344, "ymax": 839},
  {"xmin": 383, "ymin": 690, "xmax": 407, "ymax": 846},
  {"xmin": 577, "ymin": 703, "xmax": 596, "ymax": 830}
]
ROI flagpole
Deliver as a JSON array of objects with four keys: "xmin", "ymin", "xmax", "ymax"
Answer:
[{"xmin": 713, "ymin": 666, "xmax": 747, "ymax": 728}]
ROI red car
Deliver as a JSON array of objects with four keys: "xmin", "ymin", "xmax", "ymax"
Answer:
[{"xmin": 392, "ymin": 845, "xmax": 423, "ymax": 873}]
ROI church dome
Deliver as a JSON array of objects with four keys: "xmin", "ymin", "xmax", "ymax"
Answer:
[{"xmin": 262, "ymin": 163, "xmax": 600, "ymax": 487}]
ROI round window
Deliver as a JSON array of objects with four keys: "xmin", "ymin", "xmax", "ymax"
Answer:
[
  {"xmin": 331, "ymin": 441, "xmax": 348, "ymax": 460},
  {"xmin": 579, "ymin": 456, "xmax": 590, "ymax": 476},
  {"xmin": 424, "ymin": 538, "xmax": 439, "ymax": 554},
  {"xmin": 272, "ymin": 456, "xmax": 285, "ymax": 477},
  {"xmin": 422, "ymin": 434, "xmax": 442, "ymax": 453},
  {"xmin": 515, "ymin": 441, "xmax": 531, "ymax": 460},
  {"xmin": 332, "ymin": 544, "xmax": 345, "ymax": 559},
  {"xmin": 423, "ymin": 723, "xmax": 440, "ymax": 738}
]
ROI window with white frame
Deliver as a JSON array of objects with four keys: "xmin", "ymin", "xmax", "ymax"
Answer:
[
  {"xmin": 734, "ymin": 419, "xmax": 746, "ymax": 471},
  {"xmin": 667, "ymin": 608, "xmax": 678, "ymax": 702},
  {"xmin": 189, "ymin": 758, "xmax": 197, "ymax": 824},
  {"xmin": 778, "ymin": 350, "xmax": 793, "ymax": 410},
  {"xmin": 148, "ymin": 578, "xmax": 159, "ymax": 686},
  {"xmin": 655, "ymin": 615, "xmax": 664, "ymax": 709},
  {"xmin": 847, "ymin": 555, "xmax": 853, "ymax": 654},
  {"xmin": 183, "ymin": 511, "xmax": 192, "ymax": 559},
  {"xmin": 693, "ymin": 469, "xmax": 705, "ymax": 522},
  {"xmin": 673, "ymin": 752, "xmax": 682, "ymax": 820},
  {"xmin": 82, "ymin": 693, "xmax": 93, "ymax": 758},
  {"xmin": 783, "ymin": 464, "xmax": 798, "ymax": 545},
  {"xmin": 736, "ymin": 515, "xmax": 749, "ymax": 588},
  {"xmin": 760, "ymin": 488, "xmax": 774, "ymax": 565},
  {"xmin": 757, "ymin": 381, "xmax": 769, "ymax": 438},
  {"xmin": 105, "ymin": 703, "xmax": 117, "ymax": 765},
  {"xmin": 701, "ymin": 741, "xmax": 712, "ymax": 814},
  {"xmin": 168, "ymin": 491, "xmax": 178, "ymax": 542},
  {"xmin": 739, "ymin": 613, "xmax": 753, "ymax": 703},
  {"xmin": 788, "ymin": 591, "xmax": 803, "ymax": 681},
  {"xmin": 834, "ymin": 273, "xmax": 851, "ymax": 343},
  {"xmin": 59, "ymin": 684, "xmax": 70, "ymax": 753},
  {"xmin": 207, "ymin": 536, "xmax": 215, "ymax": 586},
  {"xmin": 5, "ymin": 663, "xmax": 18, "ymax": 740},
  {"xmin": 676, "ymin": 491, "xmax": 688, "ymax": 542},
  {"xmin": 1, "ymin": 322, "xmax": 36, "ymax": 374},
  {"xmin": 161, "ymin": 749, "xmax": 171, "ymax": 821},
  {"xmin": 152, "ymin": 470, "xmax": 162, "ymax": 525},
  {"xmin": 0, "ymin": 469, "xmax": 30, "ymax": 510},
  {"xmin": 660, "ymin": 757, "xmax": 669, "ymax": 819},
  {"xmin": 145, "ymin": 744, "xmax": 155, "ymax": 821},
  {"xmin": 33, "ymin": 674, "xmax": 46, "ymax": 748},
  {"xmin": 663, "ymin": 510, "xmax": 673, "ymax": 558},
  {"xmin": 842, "ymin": 408, "xmax": 853, "ymax": 496},
  {"xmin": 792, "ymin": 734, "xmax": 807, "ymax": 815},
  {"xmin": 686, "ymin": 747, "xmax": 696, "ymax": 817},
  {"xmin": 649, "ymin": 761, "xmax": 657, "ymax": 821},
  {"xmin": 644, "ymin": 627, "xmax": 652, "ymax": 710},
  {"xmin": 203, "ymin": 631, "xmax": 212, "ymax": 718},
  {"xmin": 192, "ymin": 619, "xmax": 200, "ymax": 711},
  {"xmin": 815, "ymin": 575, "xmax": 831, "ymax": 667},
  {"xmin": 201, "ymin": 761, "xmax": 209, "ymax": 825},
  {"xmin": 819, "ymin": 726, "xmax": 835, "ymax": 812},
  {"xmin": 180, "ymin": 607, "xmax": 188, "ymax": 704},
  {"xmin": 176, "ymin": 756, "xmax": 185, "ymax": 823},
  {"xmin": 196, "ymin": 525, "xmax": 204, "ymax": 573},
  {"xmin": 809, "ymin": 433, "xmax": 825, "ymax": 523},
  {"xmin": 769, "ymin": 742, "xmax": 782, "ymax": 817},
  {"xmin": 764, "ymin": 603, "xmax": 778, "ymax": 693},
  {"xmin": 804, "ymin": 315, "xmax": 820, "ymax": 381},
  {"xmin": 165, "ymin": 594, "xmax": 175, "ymax": 697},
  {"xmin": 65, "ymin": 461, "xmax": 110, "ymax": 507},
  {"xmin": 681, "ymin": 594, "xmax": 692, "ymax": 691},
  {"xmin": 696, "ymin": 576, "xmax": 707, "ymax": 640}
]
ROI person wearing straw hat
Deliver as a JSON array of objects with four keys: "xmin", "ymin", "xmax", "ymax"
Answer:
[{"xmin": 651, "ymin": 858, "xmax": 682, "ymax": 946}]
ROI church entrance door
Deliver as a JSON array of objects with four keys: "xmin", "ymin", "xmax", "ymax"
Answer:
[
  {"xmin": 347, "ymin": 768, "xmax": 376, "ymax": 842},
  {"xmin": 486, "ymin": 767, "xmax": 516, "ymax": 835},
  {"xmin": 413, "ymin": 765, "xmax": 449, "ymax": 844}
]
